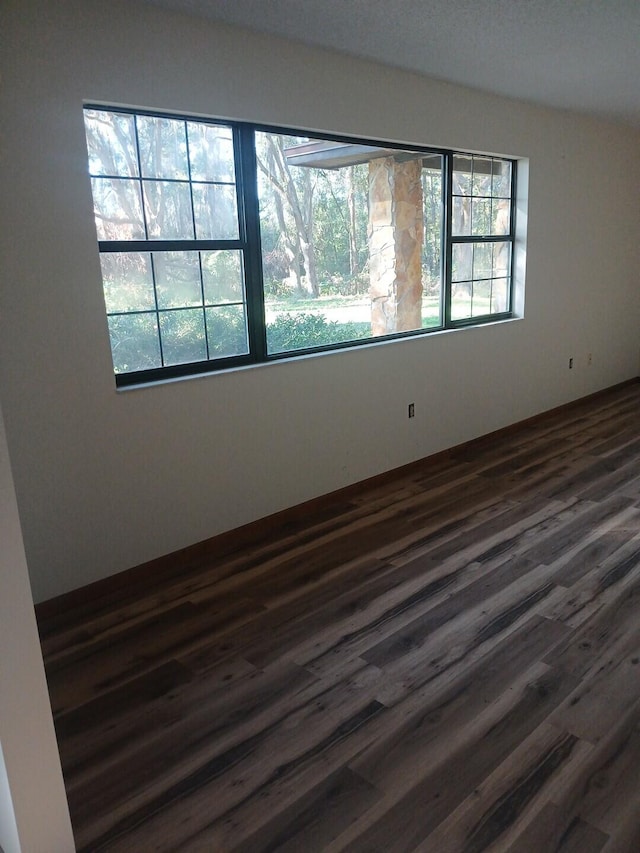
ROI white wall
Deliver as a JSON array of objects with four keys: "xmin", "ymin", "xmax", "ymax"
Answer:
[
  {"xmin": 0, "ymin": 401, "xmax": 74, "ymax": 852},
  {"xmin": 1, "ymin": 0, "xmax": 639, "ymax": 602}
]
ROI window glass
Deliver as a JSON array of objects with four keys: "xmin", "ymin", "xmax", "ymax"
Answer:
[
  {"xmin": 154, "ymin": 252, "xmax": 202, "ymax": 309},
  {"xmin": 84, "ymin": 109, "xmax": 249, "ymax": 377},
  {"xmin": 256, "ymin": 131, "xmax": 443, "ymax": 355},
  {"xmin": 84, "ymin": 108, "xmax": 516, "ymax": 383},
  {"xmin": 187, "ymin": 122, "xmax": 235, "ymax": 183},
  {"xmin": 192, "ymin": 184, "xmax": 238, "ymax": 240},
  {"xmin": 84, "ymin": 109, "xmax": 138, "ymax": 177},
  {"xmin": 91, "ymin": 178, "xmax": 145, "ymax": 241},
  {"xmin": 492, "ymin": 160, "xmax": 512, "ymax": 198},
  {"xmin": 142, "ymin": 181, "xmax": 194, "ymax": 240},
  {"xmin": 450, "ymin": 155, "xmax": 513, "ymax": 320},
  {"xmin": 205, "ymin": 306, "xmax": 249, "ymax": 358},
  {"xmin": 137, "ymin": 115, "xmax": 189, "ymax": 180},
  {"xmin": 100, "ymin": 253, "xmax": 155, "ymax": 313},
  {"xmin": 108, "ymin": 314, "xmax": 161, "ymax": 373},
  {"xmin": 159, "ymin": 309, "xmax": 207, "ymax": 366},
  {"xmin": 202, "ymin": 251, "xmax": 244, "ymax": 304}
]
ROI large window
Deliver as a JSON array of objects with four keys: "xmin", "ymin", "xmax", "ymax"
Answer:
[{"xmin": 84, "ymin": 107, "xmax": 516, "ymax": 386}]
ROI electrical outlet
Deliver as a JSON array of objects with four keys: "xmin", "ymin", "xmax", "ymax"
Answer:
[
  {"xmin": 408, "ymin": 403, "xmax": 415, "ymax": 418},
  {"xmin": 569, "ymin": 358, "xmax": 573, "ymax": 369}
]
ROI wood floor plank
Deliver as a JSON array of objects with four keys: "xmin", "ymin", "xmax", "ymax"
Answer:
[
  {"xmin": 575, "ymin": 703, "xmax": 640, "ymax": 836},
  {"xmin": 548, "ymin": 643, "xmax": 640, "ymax": 743},
  {"xmin": 37, "ymin": 382, "xmax": 640, "ymax": 852},
  {"xmin": 539, "ymin": 537, "xmax": 640, "ymax": 630},
  {"xmin": 47, "ymin": 596, "xmax": 264, "ymax": 714},
  {"xmin": 506, "ymin": 805, "xmax": 609, "ymax": 853},
  {"xmin": 65, "ymin": 658, "xmax": 322, "ymax": 818},
  {"xmin": 415, "ymin": 723, "xmax": 594, "ymax": 853},
  {"xmin": 228, "ymin": 767, "xmax": 381, "ymax": 853},
  {"xmin": 351, "ymin": 617, "xmax": 570, "ymax": 788},
  {"xmin": 502, "ymin": 698, "xmax": 640, "ymax": 852},
  {"xmin": 331, "ymin": 665, "xmax": 580, "ymax": 852},
  {"xmin": 548, "ymin": 513, "xmax": 640, "ymax": 587},
  {"xmin": 81, "ymin": 668, "xmax": 387, "ymax": 851}
]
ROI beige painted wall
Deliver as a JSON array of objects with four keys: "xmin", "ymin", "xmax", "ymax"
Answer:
[
  {"xmin": 1, "ymin": 0, "xmax": 639, "ymax": 602},
  {"xmin": 0, "ymin": 401, "xmax": 74, "ymax": 852}
]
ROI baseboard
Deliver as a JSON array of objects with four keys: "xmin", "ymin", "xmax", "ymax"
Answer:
[{"xmin": 35, "ymin": 378, "xmax": 639, "ymax": 628}]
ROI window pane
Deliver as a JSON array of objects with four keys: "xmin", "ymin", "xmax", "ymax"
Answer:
[
  {"xmin": 205, "ymin": 306, "xmax": 249, "ymax": 357},
  {"xmin": 84, "ymin": 109, "xmax": 138, "ymax": 177},
  {"xmin": 452, "ymin": 243, "xmax": 473, "ymax": 282},
  {"xmin": 153, "ymin": 251, "xmax": 202, "ymax": 309},
  {"xmin": 187, "ymin": 122, "xmax": 235, "ymax": 183},
  {"xmin": 100, "ymin": 252, "xmax": 154, "ymax": 312},
  {"xmin": 257, "ymin": 131, "xmax": 444, "ymax": 353},
  {"xmin": 450, "ymin": 241, "xmax": 511, "ymax": 322},
  {"xmin": 422, "ymin": 162, "xmax": 443, "ymax": 327},
  {"xmin": 83, "ymin": 107, "xmax": 516, "ymax": 381},
  {"xmin": 471, "ymin": 198, "xmax": 492, "ymax": 235},
  {"xmin": 192, "ymin": 184, "xmax": 239, "ymax": 240},
  {"xmin": 452, "ymin": 196, "xmax": 471, "ymax": 236},
  {"xmin": 91, "ymin": 178, "xmax": 145, "ymax": 240},
  {"xmin": 452, "ymin": 155, "xmax": 472, "ymax": 195},
  {"xmin": 491, "ymin": 277, "xmax": 510, "ymax": 313},
  {"xmin": 492, "ymin": 199, "xmax": 511, "ymax": 235},
  {"xmin": 108, "ymin": 313, "xmax": 161, "ymax": 373},
  {"xmin": 492, "ymin": 160, "xmax": 512, "ymax": 197},
  {"xmin": 451, "ymin": 282, "xmax": 472, "ymax": 320},
  {"xmin": 159, "ymin": 309, "xmax": 207, "ymax": 365},
  {"xmin": 472, "ymin": 157, "xmax": 492, "ymax": 197},
  {"xmin": 202, "ymin": 251, "xmax": 244, "ymax": 304},
  {"xmin": 137, "ymin": 115, "xmax": 188, "ymax": 180},
  {"xmin": 143, "ymin": 181, "xmax": 194, "ymax": 239},
  {"xmin": 493, "ymin": 242, "xmax": 511, "ymax": 277},
  {"xmin": 473, "ymin": 243, "xmax": 493, "ymax": 280},
  {"xmin": 265, "ymin": 310, "xmax": 369, "ymax": 354},
  {"xmin": 471, "ymin": 279, "xmax": 491, "ymax": 317}
]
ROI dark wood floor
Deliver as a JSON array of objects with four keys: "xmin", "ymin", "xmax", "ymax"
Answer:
[{"xmin": 39, "ymin": 383, "xmax": 640, "ymax": 852}]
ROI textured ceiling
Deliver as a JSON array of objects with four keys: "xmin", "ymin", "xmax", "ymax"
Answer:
[{"xmin": 144, "ymin": 0, "xmax": 640, "ymax": 128}]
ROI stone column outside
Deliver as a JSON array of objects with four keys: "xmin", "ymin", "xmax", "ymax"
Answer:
[{"xmin": 368, "ymin": 156, "xmax": 424, "ymax": 336}]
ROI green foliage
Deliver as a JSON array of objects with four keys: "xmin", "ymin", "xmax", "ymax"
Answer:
[
  {"xmin": 312, "ymin": 165, "xmax": 369, "ymax": 283},
  {"xmin": 257, "ymin": 133, "xmax": 443, "ymax": 302},
  {"xmin": 266, "ymin": 312, "xmax": 369, "ymax": 353},
  {"xmin": 205, "ymin": 305, "xmax": 248, "ymax": 358},
  {"xmin": 422, "ymin": 167, "xmax": 443, "ymax": 284},
  {"xmin": 108, "ymin": 312, "xmax": 161, "ymax": 373}
]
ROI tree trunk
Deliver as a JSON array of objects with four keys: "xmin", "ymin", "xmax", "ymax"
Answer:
[
  {"xmin": 261, "ymin": 134, "xmax": 318, "ymax": 297},
  {"xmin": 298, "ymin": 167, "xmax": 319, "ymax": 296},
  {"xmin": 348, "ymin": 166, "xmax": 360, "ymax": 277}
]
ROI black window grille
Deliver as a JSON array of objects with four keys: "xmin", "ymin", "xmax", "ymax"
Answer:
[{"xmin": 84, "ymin": 107, "xmax": 517, "ymax": 386}]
